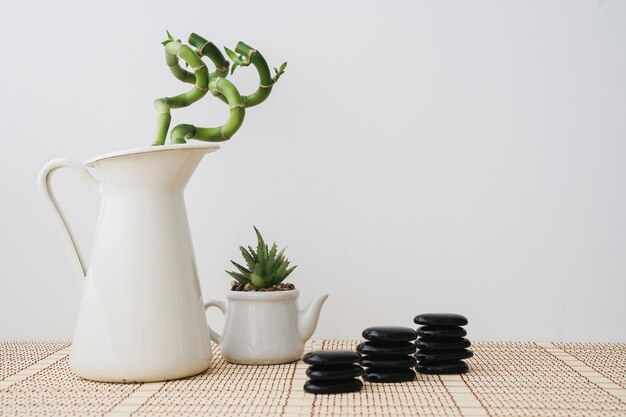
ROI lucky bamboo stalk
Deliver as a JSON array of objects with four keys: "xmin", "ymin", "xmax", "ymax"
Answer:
[
  {"xmin": 152, "ymin": 31, "xmax": 286, "ymax": 146},
  {"xmin": 153, "ymin": 32, "xmax": 209, "ymax": 146}
]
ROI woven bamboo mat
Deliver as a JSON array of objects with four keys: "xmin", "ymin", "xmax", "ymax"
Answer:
[{"xmin": 0, "ymin": 341, "xmax": 625, "ymax": 416}]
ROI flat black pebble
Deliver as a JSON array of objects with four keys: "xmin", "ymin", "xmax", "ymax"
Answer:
[
  {"xmin": 418, "ymin": 335, "xmax": 466, "ymax": 343},
  {"xmin": 415, "ymin": 338, "xmax": 471, "ymax": 351},
  {"xmin": 362, "ymin": 326, "xmax": 417, "ymax": 342},
  {"xmin": 363, "ymin": 368, "xmax": 416, "ymax": 383},
  {"xmin": 361, "ymin": 355, "xmax": 417, "ymax": 369},
  {"xmin": 304, "ymin": 378, "xmax": 363, "ymax": 394},
  {"xmin": 416, "ymin": 360, "xmax": 469, "ymax": 374},
  {"xmin": 303, "ymin": 350, "xmax": 361, "ymax": 365},
  {"xmin": 414, "ymin": 313, "xmax": 468, "ymax": 327},
  {"xmin": 306, "ymin": 364, "xmax": 364, "ymax": 381},
  {"xmin": 357, "ymin": 341, "xmax": 416, "ymax": 356},
  {"xmin": 417, "ymin": 326, "xmax": 467, "ymax": 338},
  {"xmin": 415, "ymin": 349, "xmax": 473, "ymax": 363}
]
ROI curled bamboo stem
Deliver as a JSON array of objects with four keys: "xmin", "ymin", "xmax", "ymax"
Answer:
[
  {"xmin": 233, "ymin": 42, "xmax": 273, "ymax": 108},
  {"xmin": 188, "ymin": 33, "xmax": 229, "ymax": 79},
  {"xmin": 171, "ymin": 77, "xmax": 245, "ymax": 143},
  {"xmin": 188, "ymin": 33, "xmax": 230, "ymax": 104},
  {"xmin": 153, "ymin": 39, "xmax": 209, "ymax": 145},
  {"xmin": 165, "ymin": 52, "xmax": 195, "ymax": 84}
]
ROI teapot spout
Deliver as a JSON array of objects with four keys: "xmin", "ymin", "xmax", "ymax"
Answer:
[{"xmin": 297, "ymin": 294, "xmax": 329, "ymax": 342}]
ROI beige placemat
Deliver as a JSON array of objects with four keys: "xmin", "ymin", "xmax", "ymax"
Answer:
[
  {"xmin": 0, "ymin": 341, "xmax": 625, "ymax": 416},
  {"xmin": 555, "ymin": 343, "xmax": 626, "ymax": 390},
  {"xmin": 0, "ymin": 341, "xmax": 69, "ymax": 381}
]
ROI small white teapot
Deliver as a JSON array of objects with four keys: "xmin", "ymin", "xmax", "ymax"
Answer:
[{"xmin": 205, "ymin": 289, "xmax": 328, "ymax": 364}]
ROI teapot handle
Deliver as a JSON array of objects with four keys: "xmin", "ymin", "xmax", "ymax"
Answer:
[
  {"xmin": 204, "ymin": 300, "xmax": 226, "ymax": 344},
  {"xmin": 38, "ymin": 158, "xmax": 100, "ymax": 278}
]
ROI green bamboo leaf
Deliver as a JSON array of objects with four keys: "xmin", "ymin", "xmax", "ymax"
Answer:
[
  {"xmin": 230, "ymin": 260, "xmax": 251, "ymax": 275},
  {"xmin": 231, "ymin": 62, "xmax": 239, "ymax": 75},
  {"xmin": 166, "ymin": 30, "xmax": 174, "ymax": 41},
  {"xmin": 279, "ymin": 62, "xmax": 287, "ymax": 72},
  {"xmin": 224, "ymin": 47, "xmax": 240, "ymax": 63},
  {"xmin": 226, "ymin": 270, "xmax": 250, "ymax": 284}
]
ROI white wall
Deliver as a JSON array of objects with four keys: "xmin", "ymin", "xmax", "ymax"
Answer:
[{"xmin": 1, "ymin": 0, "xmax": 625, "ymax": 342}]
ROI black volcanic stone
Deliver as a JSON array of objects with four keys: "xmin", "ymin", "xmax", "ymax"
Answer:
[
  {"xmin": 306, "ymin": 364, "xmax": 364, "ymax": 381},
  {"xmin": 303, "ymin": 350, "xmax": 361, "ymax": 365},
  {"xmin": 357, "ymin": 341, "xmax": 416, "ymax": 356},
  {"xmin": 363, "ymin": 368, "xmax": 416, "ymax": 383},
  {"xmin": 362, "ymin": 326, "xmax": 417, "ymax": 342},
  {"xmin": 417, "ymin": 326, "xmax": 467, "ymax": 339},
  {"xmin": 415, "ymin": 338, "xmax": 471, "ymax": 351},
  {"xmin": 361, "ymin": 355, "xmax": 417, "ymax": 369},
  {"xmin": 415, "ymin": 349, "xmax": 473, "ymax": 364},
  {"xmin": 304, "ymin": 378, "xmax": 363, "ymax": 394},
  {"xmin": 416, "ymin": 360, "xmax": 469, "ymax": 374},
  {"xmin": 414, "ymin": 313, "xmax": 468, "ymax": 327},
  {"xmin": 418, "ymin": 335, "xmax": 467, "ymax": 343}
]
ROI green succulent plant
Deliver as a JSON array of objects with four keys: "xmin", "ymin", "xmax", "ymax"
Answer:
[{"xmin": 227, "ymin": 227, "xmax": 296, "ymax": 289}]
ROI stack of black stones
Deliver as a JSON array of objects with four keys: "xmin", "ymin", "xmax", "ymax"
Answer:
[
  {"xmin": 358, "ymin": 326, "xmax": 417, "ymax": 383},
  {"xmin": 303, "ymin": 350, "xmax": 364, "ymax": 394},
  {"xmin": 413, "ymin": 313, "xmax": 473, "ymax": 374}
]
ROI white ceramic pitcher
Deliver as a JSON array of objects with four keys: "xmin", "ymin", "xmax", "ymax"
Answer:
[{"xmin": 38, "ymin": 143, "xmax": 219, "ymax": 382}]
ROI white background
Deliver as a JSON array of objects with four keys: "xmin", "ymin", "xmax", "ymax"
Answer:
[{"xmin": 1, "ymin": 0, "xmax": 625, "ymax": 342}]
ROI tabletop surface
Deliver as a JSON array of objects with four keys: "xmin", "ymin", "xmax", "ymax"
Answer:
[{"xmin": 1, "ymin": 340, "xmax": 625, "ymax": 417}]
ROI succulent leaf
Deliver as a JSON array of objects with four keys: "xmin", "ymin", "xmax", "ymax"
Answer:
[
  {"xmin": 247, "ymin": 246, "xmax": 258, "ymax": 261},
  {"xmin": 253, "ymin": 226, "xmax": 266, "ymax": 248},
  {"xmin": 255, "ymin": 227, "xmax": 267, "ymax": 268},
  {"xmin": 231, "ymin": 260, "xmax": 251, "ymax": 275},
  {"xmin": 274, "ymin": 261, "xmax": 288, "ymax": 282},
  {"xmin": 283, "ymin": 265, "xmax": 297, "ymax": 280},
  {"xmin": 250, "ymin": 273, "xmax": 265, "ymax": 288},
  {"xmin": 226, "ymin": 270, "xmax": 250, "ymax": 284},
  {"xmin": 265, "ymin": 243, "xmax": 278, "ymax": 274},
  {"xmin": 240, "ymin": 246, "xmax": 256, "ymax": 270}
]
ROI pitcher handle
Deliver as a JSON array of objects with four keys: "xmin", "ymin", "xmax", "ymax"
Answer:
[
  {"xmin": 38, "ymin": 158, "xmax": 100, "ymax": 278},
  {"xmin": 204, "ymin": 300, "xmax": 226, "ymax": 344}
]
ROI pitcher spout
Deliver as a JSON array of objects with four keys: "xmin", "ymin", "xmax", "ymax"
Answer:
[
  {"xmin": 297, "ymin": 294, "xmax": 329, "ymax": 342},
  {"xmin": 85, "ymin": 143, "xmax": 220, "ymax": 191}
]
